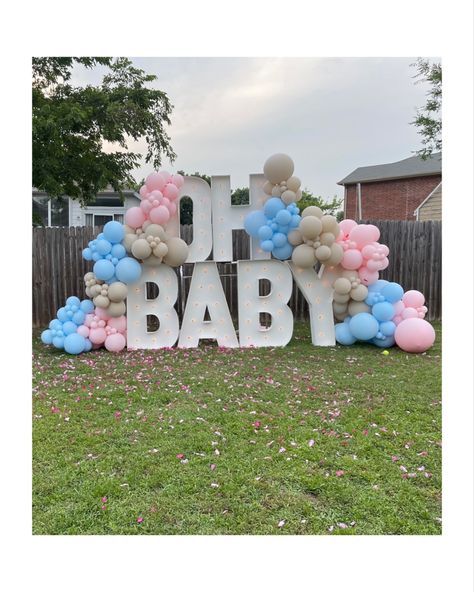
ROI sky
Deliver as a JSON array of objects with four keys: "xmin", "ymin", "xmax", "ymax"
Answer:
[{"xmin": 71, "ymin": 57, "xmax": 435, "ymax": 202}]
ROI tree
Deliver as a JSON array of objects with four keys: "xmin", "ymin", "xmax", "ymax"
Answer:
[
  {"xmin": 411, "ymin": 58, "xmax": 442, "ymax": 159},
  {"xmin": 33, "ymin": 57, "xmax": 176, "ymax": 205},
  {"xmin": 297, "ymin": 190, "xmax": 343, "ymax": 217}
]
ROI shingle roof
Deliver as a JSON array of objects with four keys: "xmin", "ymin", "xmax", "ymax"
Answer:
[{"xmin": 338, "ymin": 152, "xmax": 442, "ymax": 185}]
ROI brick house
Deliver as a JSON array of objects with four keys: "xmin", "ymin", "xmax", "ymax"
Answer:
[{"xmin": 338, "ymin": 153, "xmax": 442, "ymax": 221}]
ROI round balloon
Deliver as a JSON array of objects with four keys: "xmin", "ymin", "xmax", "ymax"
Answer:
[
  {"xmin": 349, "ymin": 312, "xmax": 379, "ymax": 341},
  {"xmin": 394, "ymin": 318, "xmax": 435, "ymax": 353},
  {"xmin": 115, "ymin": 257, "xmax": 142, "ymax": 284},
  {"xmin": 64, "ymin": 333, "xmax": 86, "ymax": 355}
]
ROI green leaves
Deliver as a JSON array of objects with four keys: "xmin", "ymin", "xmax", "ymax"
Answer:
[{"xmin": 411, "ymin": 59, "xmax": 442, "ymax": 159}]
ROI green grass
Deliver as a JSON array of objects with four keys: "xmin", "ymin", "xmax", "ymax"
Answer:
[{"xmin": 32, "ymin": 322, "xmax": 441, "ymax": 535}]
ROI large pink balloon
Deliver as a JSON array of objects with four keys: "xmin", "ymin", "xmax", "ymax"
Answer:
[
  {"xmin": 349, "ymin": 224, "xmax": 380, "ymax": 247},
  {"xmin": 139, "ymin": 185, "xmax": 149, "ymax": 199},
  {"xmin": 140, "ymin": 200, "xmax": 153, "ymax": 215},
  {"xmin": 402, "ymin": 307, "xmax": 418, "ymax": 320},
  {"xmin": 107, "ymin": 316, "xmax": 127, "ymax": 333},
  {"xmin": 125, "ymin": 207, "xmax": 146, "ymax": 229},
  {"xmin": 395, "ymin": 318, "xmax": 435, "ymax": 353},
  {"xmin": 163, "ymin": 183, "xmax": 179, "ymax": 201},
  {"xmin": 342, "ymin": 248, "xmax": 363, "ymax": 270},
  {"xmin": 403, "ymin": 290, "xmax": 425, "ymax": 308},
  {"xmin": 172, "ymin": 174, "xmax": 184, "ymax": 188},
  {"xmin": 145, "ymin": 172, "xmax": 166, "ymax": 192},
  {"xmin": 339, "ymin": 219, "xmax": 357, "ymax": 238},
  {"xmin": 105, "ymin": 332, "xmax": 126, "ymax": 352},
  {"xmin": 77, "ymin": 325, "xmax": 90, "ymax": 338},
  {"xmin": 149, "ymin": 205, "xmax": 170, "ymax": 225},
  {"xmin": 89, "ymin": 327, "xmax": 107, "ymax": 345}
]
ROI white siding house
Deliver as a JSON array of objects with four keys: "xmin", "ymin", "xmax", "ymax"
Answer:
[{"xmin": 33, "ymin": 187, "xmax": 140, "ymax": 227}]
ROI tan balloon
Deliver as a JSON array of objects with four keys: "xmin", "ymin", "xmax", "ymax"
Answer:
[
  {"xmin": 302, "ymin": 206, "xmax": 323, "ymax": 219},
  {"xmin": 342, "ymin": 269, "xmax": 359, "ymax": 282},
  {"xmin": 334, "ymin": 277, "xmax": 352, "ymax": 294},
  {"xmin": 108, "ymin": 301, "xmax": 126, "ymax": 317},
  {"xmin": 320, "ymin": 232, "xmax": 335, "ymax": 246},
  {"xmin": 288, "ymin": 229, "xmax": 303, "ymax": 246},
  {"xmin": 350, "ymin": 284, "xmax": 368, "ymax": 302},
  {"xmin": 325, "ymin": 243, "xmax": 344, "ymax": 266},
  {"xmin": 142, "ymin": 255, "xmax": 161, "ymax": 267},
  {"xmin": 291, "ymin": 244, "xmax": 316, "ymax": 268},
  {"xmin": 286, "ymin": 176, "xmax": 301, "ymax": 192},
  {"xmin": 348, "ymin": 301, "xmax": 371, "ymax": 316},
  {"xmin": 94, "ymin": 295, "xmax": 110, "ymax": 309},
  {"xmin": 271, "ymin": 186, "xmax": 282, "ymax": 197},
  {"xmin": 163, "ymin": 237, "xmax": 188, "ymax": 267},
  {"xmin": 333, "ymin": 302, "xmax": 348, "ymax": 315},
  {"xmin": 299, "ymin": 216, "xmax": 322, "ymax": 239},
  {"xmin": 334, "ymin": 310, "xmax": 349, "ymax": 322},
  {"xmin": 144, "ymin": 224, "xmax": 166, "ymax": 240},
  {"xmin": 281, "ymin": 190, "xmax": 296, "ymax": 205},
  {"xmin": 263, "ymin": 180, "xmax": 273, "ymax": 195},
  {"xmin": 315, "ymin": 245, "xmax": 331, "ymax": 261},
  {"xmin": 90, "ymin": 284, "xmax": 102, "ymax": 297},
  {"xmin": 153, "ymin": 242, "xmax": 169, "ymax": 258},
  {"xmin": 333, "ymin": 292, "xmax": 350, "ymax": 304},
  {"xmin": 123, "ymin": 233, "xmax": 137, "ymax": 253},
  {"xmin": 84, "ymin": 271, "xmax": 95, "ymax": 282},
  {"xmin": 321, "ymin": 215, "xmax": 340, "ymax": 235},
  {"xmin": 132, "ymin": 238, "xmax": 152, "ymax": 260},
  {"xmin": 295, "ymin": 189, "xmax": 302, "ymax": 202},
  {"xmin": 263, "ymin": 153, "xmax": 295, "ymax": 184},
  {"xmin": 108, "ymin": 282, "xmax": 127, "ymax": 303}
]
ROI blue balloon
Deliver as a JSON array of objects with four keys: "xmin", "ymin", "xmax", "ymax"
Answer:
[
  {"xmin": 41, "ymin": 329, "xmax": 53, "ymax": 345},
  {"xmin": 381, "ymin": 282, "xmax": 404, "ymax": 304},
  {"xmin": 107, "ymin": 275, "xmax": 118, "ymax": 284},
  {"xmin": 244, "ymin": 210, "xmax": 267, "ymax": 237},
  {"xmin": 72, "ymin": 310, "xmax": 86, "ymax": 326},
  {"xmin": 103, "ymin": 221, "xmax": 125, "ymax": 244},
  {"xmin": 275, "ymin": 209, "xmax": 292, "ymax": 226},
  {"xmin": 379, "ymin": 320, "xmax": 396, "ymax": 337},
  {"xmin": 80, "ymin": 299, "xmax": 95, "ymax": 314},
  {"xmin": 372, "ymin": 301, "xmax": 395, "ymax": 322},
  {"xmin": 49, "ymin": 319, "xmax": 62, "ymax": 331},
  {"xmin": 258, "ymin": 225, "xmax": 273, "ymax": 241},
  {"xmin": 66, "ymin": 296, "xmax": 81, "ymax": 307},
  {"xmin": 372, "ymin": 334, "xmax": 396, "ymax": 348},
  {"xmin": 349, "ymin": 313, "xmax": 379, "ymax": 341},
  {"xmin": 92, "ymin": 251, "xmax": 102, "ymax": 262},
  {"xmin": 96, "ymin": 238, "xmax": 112, "ymax": 256},
  {"xmin": 272, "ymin": 232, "xmax": 287, "ymax": 248},
  {"xmin": 290, "ymin": 214, "xmax": 301, "ymax": 228},
  {"xmin": 263, "ymin": 197, "xmax": 285, "ymax": 219},
  {"xmin": 97, "ymin": 233, "xmax": 105, "ymax": 240},
  {"xmin": 111, "ymin": 243, "xmax": 126, "ymax": 259},
  {"xmin": 261, "ymin": 240, "xmax": 274, "ymax": 252},
  {"xmin": 64, "ymin": 333, "xmax": 86, "ymax": 355},
  {"xmin": 82, "ymin": 247, "xmax": 93, "ymax": 261},
  {"xmin": 57, "ymin": 307, "xmax": 69, "ymax": 322},
  {"xmin": 94, "ymin": 259, "xmax": 115, "ymax": 281},
  {"xmin": 83, "ymin": 338, "xmax": 93, "ymax": 352},
  {"xmin": 335, "ymin": 322, "xmax": 357, "ymax": 345},
  {"xmin": 115, "ymin": 257, "xmax": 141, "ymax": 284},
  {"xmin": 272, "ymin": 243, "xmax": 293, "ymax": 260},
  {"xmin": 367, "ymin": 279, "xmax": 389, "ymax": 293},
  {"xmin": 52, "ymin": 336, "xmax": 65, "ymax": 349},
  {"xmin": 62, "ymin": 321, "xmax": 77, "ymax": 336}
]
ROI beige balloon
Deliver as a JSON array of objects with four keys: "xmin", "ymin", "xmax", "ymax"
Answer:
[
  {"xmin": 132, "ymin": 238, "xmax": 152, "ymax": 260},
  {"xmin": 153, "ymin": 242, "xmax": 169, "ymax": 258},
  {"xmin": 108, "ymin": 282, "xmax": 127, "ymax": 303},
  {"xmin": 342, "ymin": 269, "xmax": 359, "ymax": 282},
  {"xmin": 144, "ymin": 224, "xmax": 166, "ymax": 240},
  {"xmin": 94, "ymin": 295, "xmax": 110, "ymax": 309},
  {"xmin": 348, "ymin": 301, "xmax": 370, "ymax": 316},
  {"xmin": 320, "ymin": 232, "xmax": 335, "ymax": 246},
  {"xmin": 315, "ymin": 245, "xmax": 331, "ymax": 261},
  {"xmin": 84, "ymin": 271, "xmax": 95, "ymax": 282},
  {"xmin": 295, "ymin": 189, "xmax": 302, "ymax": 202},
  {"xmin": 291, "ymin": 244, "xmax": 316, "ymax": 268},
  {"xmin": 142, "ymin": 255, "xmax": 161, "ymax": 267},
  {"xmin": 163, "ymin": 237, "xmax": 189, "ymax": 267},
  {"xmin": 263, "ymin": 180, "xmax": 273, "ymax": 195},
  {"xmin": 90, "ymin": 284, "xmax": 102, "ymax": 297},
  {"xmin": 350, "ymin": 284, "xmax": 368, "ymax": 302},
  {"xmin": 263, "ymin": 153, "xmax": 295, "ymax": 184},
  {"xmin": 333, "ymin": 302, "xmax": 348, "ymax": 315},
  {"xmin": 108, "ymin": 301, "xmax": 126, "ymax": 317},
  {"xmin": 321, "ymin": 215, "xmax": 340, "ymax": 235},
  {"xmin": 288, "ymin": 229, "xmax": 303, "ymax": 246},
  {"xmin": 302, "ymin": 206, "xmax": 323, "ymax": 219},
  {"xmin": 271, "ymin": 186, "xmax": 282, "ymax": 197},
  {"xmin": 334, "ymin": 277, "xmax": 352, "ymax": 294},
  {"xmin": 123, "ymin": 233, "xmax": 137, "ymax": 253},
  {"xmin": 333, "ymin": 292, "xmax": 350, "ymax": 304},
  {"xmin": 325, "ymin": 243, "xmax": 344, "ymax": 266},
  {"xmin": 281, "ymin": 190, "xmax": 296, "ymax": 205},
  {"xmin": 334, "ymin": 310, "xmax": 349, "ymax": 322},
  {"xmin": 299, "ymin": 216, "xmax": 322, "ymax": 239},
  {"xmin": 286, "ymin": 176, "xmax": 301, "ymax": 192}
]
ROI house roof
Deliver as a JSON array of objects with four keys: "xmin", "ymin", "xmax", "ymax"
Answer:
[{"xmin": 338, "ymin": 152, "xmax": 442, "ymax": 185}]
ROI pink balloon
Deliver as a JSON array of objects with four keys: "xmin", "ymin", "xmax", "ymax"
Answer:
[
  {"xmin": 163, "ymin": 183, "xmax": 179, "ymax": 201},
  {"xmin": 172, "ymin": 173, "xmax": 184, "ymax": 188},
  {"xmin": 358, "ymin": 266, "xmax": 379, "ymax": 286},
  {"xmin": 107, "ymin": 316, "xmax": 127, "ymax": 333},
  {"xmin": 139, "ymin": 185, "xmax": 149, "ymax": 199},
  {"xmin": 150, "ymin": 190, "xmax": 163, "ymax": 201},
  {"xmin": 84, "ymin": 313, "xmax": 95, "ymax": 328},
  {"xmin": 402, "ymin": 307, "xmax": 418, "ymax": 320},
  {"xmin": 342, "ymin": 248, "xmax": 363, "ymax": 270},
  {"xmin": 393, "ymin": 315, "xmax": 403, "ymax": 326},
  {"xmin": 89, "ymin": 327, "xmax": 107, "ymax": 345},
  {"xmin": 92, "ymin": 343, "xmax": 102, "ymax": 350},
  {"xmin": 76, "ymin": 325, "xmax": 90, "ymax": 337},
  {"xmin": 338, "ymin": 219, "xmax": 358, "ymax": 238},
  {"xmin": 159, "ymin": 170, "xmax": 172, "ymax": 183},
  {"xmin": 145, "ymin": 172, "xmax": 166, "ymax": 192},
  {"xmin": 393, "ymin": 301, "xmax": 405, "ymax": 315},
  {"xmin": 403, "ymin": 290, "xmax": 425, "ymax": 308},
  {"xmin": 168, "ymin": 202, "xmax": 177, "ymax": 216},
  {"xmin": 149, "ymin": 205, "xmax": 170, "ymax": 225},
  {"xmin": 161, "ymin": 197, "xmax": 170, "ymax": 208},
  {"xmin": 95, "ymin": 307, "xmax": 111, "ymax": 321},
  {"xmin": 105, "ymin": 332, "xmax": 126, "ymax": 352},
  {"xmin": 140, "ymin": 200, "xmax": 153, "ymax": 214},
  {"xmin": 125, "ymin": 207, "xmax": 146, "ymax": 229},
  {"xmin": 361, "ymin": 244, "xmax": 376, "ymax": 258},
  {"xmin": 394, "ymin": 318, "xmax": 435, "ymax": 353},
  {"xmin": 349, "ymin": 224, "xmax": 380, "ymax": 248}
]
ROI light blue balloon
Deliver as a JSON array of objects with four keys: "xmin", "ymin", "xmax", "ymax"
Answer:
[
  {"xmin": 62, "ymin": 321, "xmax": 77, "ymax": 335},
  {"xmin": 103, "ymin": 221, "xmax": 125, "ymax": 244},
  {"xmin": 372, "ymin": 301, "xmax": 395, "ymax": 322},
  {"xmin": 244, "ymin": 210, "xmax": 267, "ymax": 237},
  {"xmin": 107, "ymin": 275, "xmax": 118, "ymax": 284},
  {"xmin": 372, "ymin": 334, "xmax": 396, "ymax": 348},
  {"xmin": 264, "ymin": 197, "xmax": 285, "ymax": 219},
  {"xmin": 64, "ymin": 333, "xmax": 86, "ymax": 355},
  {"xmin": 72, "ymin": 310, "xmax": 86, "ymax": 326},
  {"xmin": 41, "ymin": 329, "xmax": 53, "ymax": 345},
  {"xmin": 92, "ymin": 251, "xmax": 102, "ymax": 262},
  {"xmin": 57, "ymin": 307, "xmax": 69, "ymax": 322},
  {"xmin": 335, "ymin": 322, "xmax": 357, "ymax": 345},
  {"xmin": 258, "ymin": 225, "xmax": 273, "ymax": 241},
  {"xmin": 83, "ymin": 338, "xmax": 93, "ymax": 352},
  {"xmin": 49, "ymin": 319, "xmax": 62, "ymax": 331},
  {"xmin": 277, "ymin": 225, "xmax": 289, "ymax": 233},
  {"xmin": 272, "ymin": 232, "xmax": 287, "ymax": 248},
  {"xmin": 379, "ymin": 320, "xmax": 396, "ymax": 337},
  {"xmin": 275, "ymin": 209, "xmax": 292, "ymax": 226},
  {"xmin": 261, "ymin": 240, "xmax": 274, "ymax": 252},
  {"xmin": 96, "ymin": 238, "xmax": 112, "ymax": 256},
  {"xmin": 94, "ymin": 259, "xmax": 115, "ymax": 281},
  {"xmin": 52, "ymin": 336, "xmax": 64, "ymax": 349},
  {"xmin": 381, "ymin": 282, "xmax": 404, "ymax": 304},
  {"xmin": 367, "ymin": 279, "xmax": 389, "ymax": 293},
  {"xmin": 272, "ymin": 243, "xmax": 293, "ymax": 260},
  {"xmin": 66, "ymin": 296, "xmax": 81, "ymax": 307},
  {"xmin": 111, "ymin": 243, "xmax": 126, "ymax": 259},
  {"xmin": 115, "ymin": 257, "xmax": 141, "ymax": 284},
  {"xmin": 82, "ymin": 247, "xmax": 93, "ymax": 261},
  {"xmin": 80, "ymin": 299, "xmax": 95, "ymax": 314},
  {"xmin": 97, "ymin": 233, "xmax": 105, "ymax": 240},
  {"xmin": 290, "ymin": 214, "xmax": 301, "ymax": 228},
  {"xmin": 349, "ymin": 313, "xmax": 379, "ymax": 341}
]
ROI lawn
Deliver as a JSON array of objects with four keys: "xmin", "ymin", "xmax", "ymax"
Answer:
[{"xmin": 32, "ymin": 321, "xmax": 442, "ymax": 535}]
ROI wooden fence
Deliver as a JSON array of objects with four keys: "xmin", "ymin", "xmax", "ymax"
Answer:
[{"xmin": 32, "ymin": 220, "xmax": 441, "ymax": 327}]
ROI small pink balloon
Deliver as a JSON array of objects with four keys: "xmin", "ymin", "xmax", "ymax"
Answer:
[
  {"xmin": 172, "ymin": 174, "xmax": 184, "ymax": 188},
  {"xmin": 349, "ymin": 224, "xmax": 380, "ymax": 248},
  {"xmin": 91, "ymin": 321, "xmax": 98, "ymax": 329},
  {"xmin": 361, "ymin": 244, "xmax": 376, "ymax": 258},
  {"xmin": 139, "ymin": 185, "xmax": 149, "ymax": 199},
  {"xmin": 393, "ymin": 315, "xmax": 403, "ymax": 325},
  {"xmin": 395, "ymin": 318, "xmax": 435, "ymax": 353},
  {"xmin": 125, "ymin": 207, "xmax": 146, "ymax": 229},
  {"xmin": 140, "ymin": 200, "xmax": 153, "ymax": 215},
  {"xmin": 150, "ymin": 190, "xmax": 163, "ymax": 200},
  {"xmin": 98, "ymin": 319, "xmax": 106, "ymax": 328},
  {"xmin": 393, "ymin": 301, "xmax": 405, "ymax": 315},
  {"xmin": 152, "ymin": 200, "xmax": 160, "ymax": 207},
  {"xmin": 358, "ymin": 266, "xmax": 379, "ymax": 286},
  {"xmin": 95, "ymin": 307, "xmax": 111, "ymax": 321},
  {"xmin": 163, "ymin": 183, "xmax": 179, "ymax": 201},
  {"xmin": 149, "ymin": 206, "xmax": 170, "ymax": 225},
  {"xmin": 366, "ymin": 259, "xmax": 380, "ymax": 271},
  {"xmin": 107, "ymin": 316, "xmax": 127, "ymax": 333},
  {"xmin": 159, "ymin": 170, "xmax": 172, "ymax": 183},
  {"xmin": 380, "ymin": 244, "xmax": 389, "ymax": 256},
  {"xmin": 342, "ymin": 248, "xmax": 363, "ymax": 270},
  {"xmin": 402, "ymin": 307, "xmax": 418, "ymax": 320},
  {"xmin": 161, "ymin": 197, "xmax": 170, "ymax": 208},
  {"xmin": 105, "ymin": 332, "xmax": 126, "ymax": 352},
  {"xmin": 84, "ymin": 313, "xmax": 95, "ymax": 328},
  {"xmin": 89, "ymin": 327, "xmax": 107, "ymax": 345},
  {"xmin": 145, "ymin": 172, "xmax": 166, "ymax": 192},
  {"xmin": 403, "ymin": 290, "xmax": 425, "ymax": 308},
  {"xmin": 338, "ymin": 219, "xmax": 358, "ymax": 238},
  {"xmin": 77, "ymin": 325, "xmax": 90, "ymax": 337}
]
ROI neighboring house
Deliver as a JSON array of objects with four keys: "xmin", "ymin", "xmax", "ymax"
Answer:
[
  {"xmin": 414, "ymin": 182, "xmax": 442, "ymax": 221},
  {"xmin": 338, "ymin": 153, "xmax": 442, "ymax": 221},
  {"xmin": 32, "ymin": 186, "xmax": 140, "ymax": 227}
]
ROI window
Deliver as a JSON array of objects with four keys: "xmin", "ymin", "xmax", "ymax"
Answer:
[
  {"xmin": 33, "ymin": 195, "xmax": 49, "ymax": 226},
  {"xmin": 50, "ymin": 199, "xmax": 69, "ymax": 227},
  {"xmin": 94, "ymin": 215, "xmax": 114, "ymax": 228},
  {"xmin": 85, "ymin": 212, "xmax": 124, "ymax": 227},
  {"xmin": 32, "ymin": 196, "xmax": 69, "ymax": 227}
]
